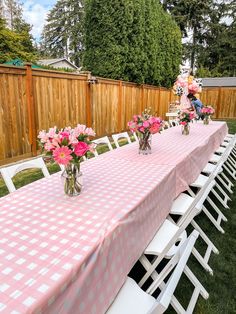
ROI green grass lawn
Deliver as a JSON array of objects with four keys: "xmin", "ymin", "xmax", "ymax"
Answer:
[{"xmin": 0, "ymin": 120, "xmax": 236, "ymax": 313}]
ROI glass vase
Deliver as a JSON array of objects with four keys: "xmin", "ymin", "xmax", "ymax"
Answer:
[
  {"xmin": 203, "ymin": 116, "xmax": 210, "ymax": 125},
  {"xmin": 181, "ymin": 124, "xmax": 190, "ymax": 135},
  {"xmin": 138, "ymin": 133, "xmax": 152, "ymax": 155},
  {"xmin": 61, "ymin": 163, "xmax": 83, "ymax": 196}
]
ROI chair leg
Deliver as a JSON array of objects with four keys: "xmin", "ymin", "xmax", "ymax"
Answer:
[
  {"xmin": 228, "ymin": 155, "xmax": 236, "ymax": 168},
  {"xmin": 210, "ymin": 186, "xmax": 231, "ymax": 209},
  {"xmin": 202, "ymin": 205, "xmax": 226, "ymax": 234},
  {"xmin": 217, "ymin": 173, "xmax": 234, "ymax": 194},
  {"xmin": 190, "ymin": 219, "xmax": 219, "ymax": 275},
  {"xmin": 223, "ymin": 162, "xmax": 236, "ymax": 180}
]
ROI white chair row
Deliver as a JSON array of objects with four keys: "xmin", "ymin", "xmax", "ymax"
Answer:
[{"xmin": 107, "ymin": 131, "xmax": 236, "ymax": 313}]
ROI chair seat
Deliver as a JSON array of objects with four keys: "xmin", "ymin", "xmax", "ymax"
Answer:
[
  {"xmin": 170, "ymin": 193, "xmax": 195, "ymax": 215},
  {"xmin": 190, "ymin": 174, "xmax": 209, "ymax": 188},
  {"xmin": 209, "ymin": 154, "xmax": 222, "ymax": 164},
  {"xmin": 106, "ymin": 277, "xmax": 156, "ymax": 314},
  {"xmin": 202, "ymin": 163, "xmax": 223, "ymax": 175},
  {"xmin": 144, "ymin": 219, "xmax": 187, "ymax": 258},
  {"xmin": 215, "ymin": 147, "xmax": 227, "ymax": 154}
]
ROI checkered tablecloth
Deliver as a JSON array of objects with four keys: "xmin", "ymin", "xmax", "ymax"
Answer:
[{"xmin": 0, "ymin": 121, "xmax": 227, "ymax": 314}]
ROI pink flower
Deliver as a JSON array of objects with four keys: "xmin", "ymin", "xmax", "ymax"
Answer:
[
  {"xmin": 143, "ymin": 121, "xmax": 150, "ymax": 128},
  {"xmin": 60, "ymin": 131, "xmax": 70, "ymax": 141},
  {"xmin": 180, "ymin": 121, "xmax": 187, "ymax": 126},
  {"xmin": 85, "ymin": 127, "xmax": 96, "ymax": 137},
  {"xmin": 89, "ymin": 142, "xmax": 96, "ymax": 153},
  {"xmin": 38, "ymin": 130, "xmax": 48, "ymax": 143},
  {"xmin": 74, "ymin": 142, "xmax": 89, "ymax": 157},
  {"xmin": 127, "ymin": 121, "xmax": 137, "ymax": 132},
  {"xmin": 139, "ymin": 126, "xmax": 145, "ymax": 133},
  {"xmin": 75, "ymin": 124, "xmax": 87, "ymax": 134},
  {"xmin": 150, "ymin": 123, "xmax": 160, "ymax": 134},
  {"xmin": 48, "ymin": 127, "xmax": 57, "ymax": 138},
  {"xmin": 53, "ymin": 146, "xmax": 72, "ymax": 165},
  {"xmin": 44, "ymin": 141, "xmax": 55, "ymax": 151}
]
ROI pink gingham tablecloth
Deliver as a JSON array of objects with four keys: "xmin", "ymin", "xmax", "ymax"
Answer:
[
  {"xmin": 0, "ymin": 121, "xmax": 227, "ymax": 314},
  {"xmin": 103, "ymin": 121, "xmax": 228, "ymax": 196},
  {"xmin": 0, "ymin": 159, "xmax": 176, "ymax": 314}
]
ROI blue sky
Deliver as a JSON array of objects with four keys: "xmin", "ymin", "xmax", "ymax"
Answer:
[{"xmin": 22, "ymin": 0, "xmax": 56, "ymax": 40}]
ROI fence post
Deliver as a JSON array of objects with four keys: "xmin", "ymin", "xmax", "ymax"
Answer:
[
  {"xmin": 25, "ymin": 63, "xmax": 37, "ymax": 156},
  {"xmin": 216, "ymin": 87, "xmax": 222, "ymax": 119},
  {"xmin": 86, "ymin": 73, "xmax": 92, "ymax": 127},
  {"xmin": 117, "ymin": 81, "xmax": 122, "ymax": 132}
]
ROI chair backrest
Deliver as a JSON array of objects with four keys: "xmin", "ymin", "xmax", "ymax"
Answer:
[
  {"xmin": 0, "ymin": 156, "xmax": 50, "ymax": 193},
  {"xmin": 169, "ymin": 119, "xmax": 179, "ymax": 127},
  {"xmin": 132, "ymin": 132, "xmax": 138, "ymax": 142},
  {"xmin": 92, "ymin": 136, "xmax": 113, "ymax": 156},
  {"xmin": 112, "ymin": 132, "xmax": 132, "ymax": 148},
  {"xmin": 106, "ymin": 231, "xmax": 199, "ymax": 314},
  {"xmin": 151, "ymin": 230, "xmax": 199, "ymax": 314}
]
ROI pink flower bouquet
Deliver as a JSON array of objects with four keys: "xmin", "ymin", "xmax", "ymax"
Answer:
[
  {"xmin": 38, "ymin": 124, "xmax": 95, "ymax": 196},
  {"xmin": 201, "ymin": 106, "xmax": 215, "ymax": 125},
  {"xmin": 178, "ymin": 109, "xmax": 196, "ymax": 135},
  {"xmin": 201, "ymin": 106, "xmax": 215, "ymax": 116},
  {"xmin": 128, "ymin": 108, "xmax": 163, "ymax": 154}
]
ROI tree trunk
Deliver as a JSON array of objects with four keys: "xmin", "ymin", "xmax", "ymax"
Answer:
[{"xmin": 190, "ymin": 25, "xmax": 197, "ymax": 72}]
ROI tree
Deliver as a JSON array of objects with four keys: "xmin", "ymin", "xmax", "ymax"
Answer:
[
  {"xmin": 0, "ymin": 17, "xmax": 36, "ymax": 63},
  {"xmin": 162, "ymin": 0, "xmax": 235, "ymax": 76},
  {"xmin": 84, "ymin": 0, "xmax": 182, "ymax": 86},
  {"xmin": 0, "ymin": 0, "xmax": 36, "ymax": 60},
  {"xmin": 40, "ymin": 0, "xmax": 84, "ymax": 66},
  {"xmin": 196, "ymin": 1, "xmax": 236, "ymax": 76},
  {"xmin": 162, "ymin": 0, "xmax": 213, "ymax": 71}
]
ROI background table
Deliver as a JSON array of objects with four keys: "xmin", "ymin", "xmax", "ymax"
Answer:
[{"xmin": 0, "ymin": 121, "xmax": 227, "ymax": 314}]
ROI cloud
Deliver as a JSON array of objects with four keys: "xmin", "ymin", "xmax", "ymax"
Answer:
[{"xmin": 22, "ymin": 0, "xmax": 55, "ymax": 40}]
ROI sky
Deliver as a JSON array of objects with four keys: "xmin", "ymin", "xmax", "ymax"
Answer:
[{"xmin": 22, "ymin": 0, "xmax": 56, "ymax": 40}]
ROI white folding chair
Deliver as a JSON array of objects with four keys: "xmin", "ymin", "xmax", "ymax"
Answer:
[
  {"xmin": 132, "ymin": 132, "xmax": 138, "ymax": 142},
  {"xmin": 170, "ymin": 179, "xmax": 220, "ymax": 275},
  {"xmin": 112, "ymin": 132, "xmax": 132, "ymax": 148},
  {"xmin": 107, "ymin": 231, "xmax": 208, "ymax": 314},
  {"xmin": 92, "ymin": 136, "xmax": 113, "ymax": 157},
  {"xmin": 169, "ymin": 119, "xmax": 179, "ymax": 127},
  {"xmin": 0, "ymin": 156, "xmax": 50, "ymax": 193}
]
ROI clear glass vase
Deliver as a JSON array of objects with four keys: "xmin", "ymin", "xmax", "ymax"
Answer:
[
  {"xmin": 61, "ymin": 163, "xmax": 83, "ymax": 196},
  {"xmin": 181, "ymin": 124, "xmax": 190, "ymax": 135},
  {"xmin": 203, "ymin": 116, "xmax": 210, "ymax": 125},
  {"xmin": 138, "ymin": 133, "xmax": 152, "ymax": 155}
]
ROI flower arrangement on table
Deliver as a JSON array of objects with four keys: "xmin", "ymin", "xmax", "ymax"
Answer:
[
  {"xmin": 178, "ymin": 109, "xmax": 196, "ymax": 135},
  {"xmin": 201, "ymin": 106, "xmax": 215, "ymax": 125},
  {"xmin": 38, "ymin": 124, "xmax": 95, "ymax": 196},
  {"xmin": 128, "ymin": 108, "xmax": 163, "ymax": 154}
]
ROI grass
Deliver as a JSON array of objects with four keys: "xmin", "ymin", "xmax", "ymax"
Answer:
[{"xmin": 0, "ymin": 120, "xmax": 236, "ymax": 313}]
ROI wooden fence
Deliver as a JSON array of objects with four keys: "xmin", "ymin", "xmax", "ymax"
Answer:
[{"xmin": 0, "ymin": 64, "xmax": 236, "ymax": 165}]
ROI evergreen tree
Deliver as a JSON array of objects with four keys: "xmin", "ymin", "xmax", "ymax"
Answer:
[
  {"xmin": 162, "ymin": 0, "xmax": 235, "ymax": 76},
  {"xmin": 40, "ymin": 0, "xmax": 84, "ymax": 66},
  {"xmin": 196, "ymin": 1, "xmax": 236, "ymax": 76},
  {"xmin": 83, "ymin": 0, "xmax": 129, "ymax": 79},
  {"xmin": 0, "ymin": 17, "xmax": 35, "ymax": 62},
  {"xmin": 84, "ymin": 0, "xmax": 182, "ymax": 86},
  {"xmin": 162, "ymin": 0, "xmax": 213, "ymax": 71}
]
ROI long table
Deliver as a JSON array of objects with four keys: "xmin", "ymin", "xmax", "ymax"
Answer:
[{"xmin": 0, "ymin": 121, "xmax": 227, "ymax": 314}]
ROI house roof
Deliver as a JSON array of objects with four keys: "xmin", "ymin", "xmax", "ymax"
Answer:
[
  {"xmin": 202, "ymin": 77, "xmax": 236, "ymax": 87},
  {"xmin": 37, "ymin": 58, "xmax": 78, "ymax": 69},
  {"xmin": 3, "ymin": 59, "xmax": 41, "ymax": 68}
]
